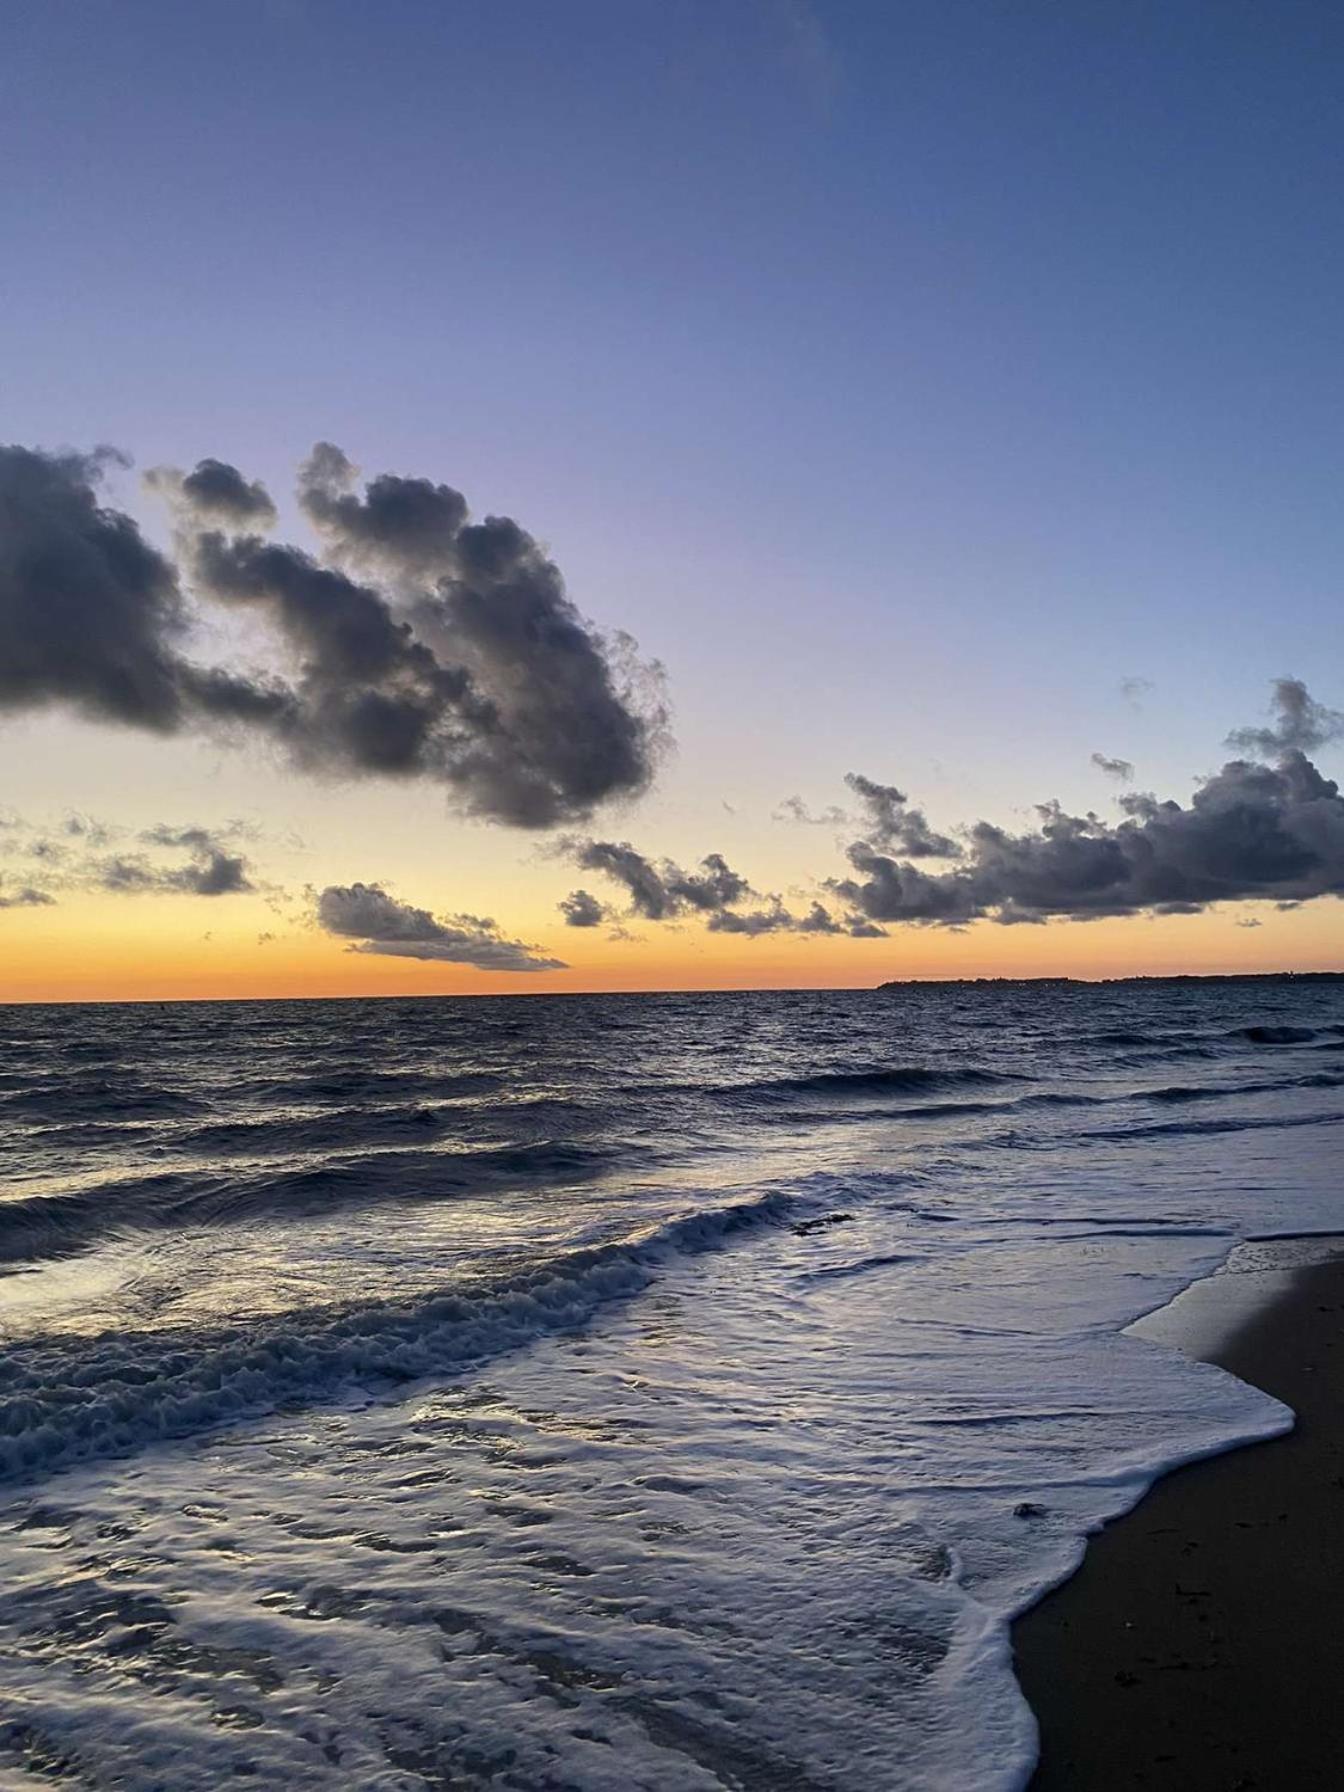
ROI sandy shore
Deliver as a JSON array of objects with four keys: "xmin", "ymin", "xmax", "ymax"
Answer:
[{"xmin": 1013, "ymin": 1239, "xmax": 1344, "ymax": 1789}]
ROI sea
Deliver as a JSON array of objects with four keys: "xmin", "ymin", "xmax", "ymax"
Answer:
[{"xmin": 0, "ymin": 978, "xmax": 1340, "ymax": 1790}]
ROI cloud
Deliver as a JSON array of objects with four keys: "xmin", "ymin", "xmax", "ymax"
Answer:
[
  {"xmin": 0, "ymin": 441, "xmax": 663, "ymax": 829},
  {"xmin": 564, "ymin": 839, "xmax": 753, "ymax": 921},
  {"xmin": 1226, "ymin": 676, "xmax": 1344, "ymax": 759},
  {"xmin": 316, "ymin": 883, "xmax": 564, "ymax": 971},
  {"xmin": 0, "ymin": 883, "xmax": 55, "ymax": 909},
  {"xmin": 567, "ymin": 837, "xmax": 882, "ymax": 940},
  {"xmin": 773, "ymin": 795, "xmax": 851, "ymax": 827},
  {"xmin": 1120, "ymin": 677, "xmax": 1153, "ymax": 710},
  {"xmin": 830, "ymin": 693, "xmax": 1344, "ymax": 927},
  {"xmin": 296, "ymin": 443, "xmax": 468, "ymax": 580},
  {"xmin": 0, "ymin": 444, "xmax": 198, "ymax": 732},
  {"xmin": 0, "ymin": 809, "xmax": 257, "ymax": 900},
  {"xmin": 145, "ymin": 459, "xmax": 277, "ymax": 528},
  {"xmin": 1091, "ymin": 752, "xmax": 1134, "ymax": 781},
  {"xmin": 559, "ymin": 888, "xmax": 606, "ymax": 928},
  {"xmin": 706, "ymin": 899, "xmax": 795, "ymax": 936},
  {"xmin": 95, "ymin": 834, "xmax": 255, "ymax": 897},
  {"xmin": 844, "ymin": 772, "xmax": 961, "ymax": 858},
  {"xmin": 63, "ymin": 812, "xmax": 113, "ymax": 846}
]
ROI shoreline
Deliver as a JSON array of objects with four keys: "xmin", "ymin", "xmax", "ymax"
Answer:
[{"xmin": 1013, "ymin": 1236, "xmax": 1344, "ymax": 1788}]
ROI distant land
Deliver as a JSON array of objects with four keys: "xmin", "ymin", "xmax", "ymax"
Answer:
[{"xmin": 877, "ymin": 971, "xmax": 1344, "ymax": 989}]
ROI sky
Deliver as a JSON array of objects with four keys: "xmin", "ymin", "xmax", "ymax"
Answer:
[{"xmin": 1, "ymin": 0, "xmax": 1342, "ymax": 999}]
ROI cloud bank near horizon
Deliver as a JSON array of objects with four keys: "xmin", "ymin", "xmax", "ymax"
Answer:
[
  {"xmin": 568, "ymin": 683, "xmax": 1344, "ymax": 942},
  {"xmin": 0, "ymin": 441, "xmax": 665, "ymax": 830},
  {"xmin": 831, "ymin": 682, "xmax": 1344, "ymax": 928},
  {"xmin": 316, "ymin": 882, "xmax": 565, "ymax": 972}
]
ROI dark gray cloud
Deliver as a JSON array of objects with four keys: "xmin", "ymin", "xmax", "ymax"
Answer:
[
  {"xmin": 1, "ymin": 441, "xmax": 663, "ymax": 829},
  {"xmin": 95, "ymin": 823, "xmax": 256, "ymax": 897},
  {"xmin": 706, "ymin": 900, "xmax": 794, "ymax": 936},
  {"xmin": 146, "ymin": 459, "xmax": 277, "ymax": 528},
  {"xmin": 297, "ymin": 444, "xmax": 468, "ymax": 580},
  {"xmin": 291, "ymin": 440, "xmax": 667, "ymax": 825},
  {"xmin": 666, "ymin": 852, "xmax": 752, "ymax": 911},
  {"xmin": 0, "ymin": 444, "xmax": 194, "ymax": 732},
  {"xmin": 567, "ymin": 838, "xmax": 882, "ymax": 940},
  {"xmin": 317, "ymin": 882, "xmax": 564, "ymax": 971},
  {"xmin": 565, "ymin": 839, "xmax": 753, "ymax": 922},
  {"xmin": 1227, "ymin": 676, "xmax": 1344, "ymax": 759},
  {"xmin": 559, "ymin": 888, "xmax": 606, "ymax": 928},
  {"xmin": 831, "ymin": 730, "xmax": 1344, "ymax": 926},
  {"xmin": 844, "ymin": 772, "xmax": 960, "ymax": 858},
  {"xmin": 1091, "ymin": 752, "xmax": 1134, "ymax": 781}
]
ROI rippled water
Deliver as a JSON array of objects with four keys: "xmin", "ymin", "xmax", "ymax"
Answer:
[{"xmin": 0, "ymin": 981, "xmax": 1340, "ymax": 1787}]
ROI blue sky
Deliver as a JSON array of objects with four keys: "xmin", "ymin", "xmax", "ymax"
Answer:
[{"xmin": 2, "ymin": 1, "xmax": 1342, "ymax": 989}]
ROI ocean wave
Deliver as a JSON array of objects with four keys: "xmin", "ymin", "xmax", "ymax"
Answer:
[
  {"xmin": 1146, "ymin": 1070, "xmax": 1344, "ymax": 1103},
  {"xmin": 1078, "ymin": 1109, "xmax": 1343, "ymax": 1144},
  {"xmin": 0, "ymin": 1139, "xmax": 638, "ymax": 1267},
  {"xmin": 222, "ymin": 1068, "xmax": 508, "ymax": 1107},
  {"xmin": 1, "ymin": 1082, "xmax": 208, "ymax": 1123},
  {"xmin": 1237, "ymin": 1023, "xmax": 1319, "ymax": 1045},
  {"xmin": 0, "ymin": 1192, "xmax": 791, "ymax": 1482},
  {"xmin": 736, "ymin": 1066, "xmax": 1019, "ymax": 1102}
]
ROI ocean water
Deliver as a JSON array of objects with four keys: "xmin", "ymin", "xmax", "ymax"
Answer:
[{"xmin": 0, "ymin": 980, "xmax": 1340, "ymax": 1789}]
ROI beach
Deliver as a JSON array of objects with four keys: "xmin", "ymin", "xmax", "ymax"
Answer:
[{"xmin": 1016, "ymin": 1240, "xmax": 1344, "ymax": 1789}]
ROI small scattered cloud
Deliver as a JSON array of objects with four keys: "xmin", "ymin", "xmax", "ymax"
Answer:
[
  {"xmin": 1226, "ymin": 676, "xmax": 1344, "ymax": 760},
  {"xmin": 1091, "ymin": 752, "xmax": 1134, "ymax": 781},
  {"xmin": 94, "ymin": 823, "xmax": 257, "ymax": 896},
  {"xmin": 559, "ymin": 888, "xmax": 606, "ymax": 928},
  {"xmin": 1120, "ymin": 677, "xmax": 1153, "ymax": 711},
  {"xmin": 773, "ymin": 795, "xmax": 851, "ymax": 827}
]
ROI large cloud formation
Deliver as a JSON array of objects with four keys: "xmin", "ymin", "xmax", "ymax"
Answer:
[
  {"xmin": 1, "ymin": 441, "xmax": 664, "ymax": 828},
  {"xmin": 316, "ymin": 883, "xmax": 564, "ymax": 971},
  {"xmin": 831, "ymin": 686, "xmax": 1344, "ymax": 927},
  {"xmin": 570, "ymin": 683, "xmax": 1343, "ymax": 942}
]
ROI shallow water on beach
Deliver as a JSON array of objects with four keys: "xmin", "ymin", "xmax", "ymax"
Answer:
[{"xmin": 0, "ymin": 981, "xmax": 1340, "ymax": 1787}]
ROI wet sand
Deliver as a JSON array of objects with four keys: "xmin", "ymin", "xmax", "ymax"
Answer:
[{"xmin": 1014, "ymin": 1242, "xmax": 1344, "ymax": 1789}]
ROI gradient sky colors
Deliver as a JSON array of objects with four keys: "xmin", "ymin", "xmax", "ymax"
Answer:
[{"xmin": 2, "ymin": 1, "xmax": 1342, "ymax": 999}]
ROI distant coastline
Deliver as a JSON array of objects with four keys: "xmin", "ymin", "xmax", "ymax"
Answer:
[{"xmin": 877, "ymin": 970, "xmax": 1344, "ymax": 989}]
